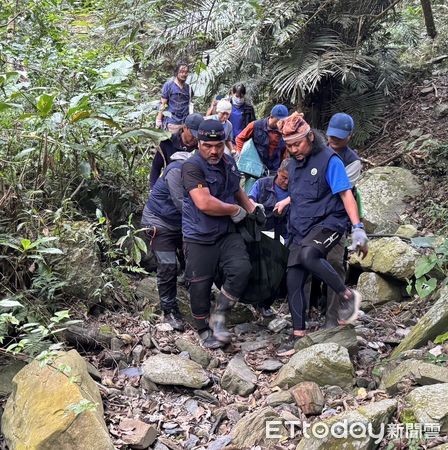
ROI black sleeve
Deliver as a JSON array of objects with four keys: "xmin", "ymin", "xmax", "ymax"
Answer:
[{"xmin": 181, "ymin": 162, "xmax": 207, "ymax": 192}]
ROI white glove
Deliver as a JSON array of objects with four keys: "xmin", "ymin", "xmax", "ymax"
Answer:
[
  {"xmin": 349, "ymin": 227, "xmax": 368, "ymax": 258},
  {"xmin": 156, "ymin": 118, "xmax": 163, "ymax": 129},
  {"xmin": 231, "ymin": 206, "xmax": 247, "ymax": 224}
]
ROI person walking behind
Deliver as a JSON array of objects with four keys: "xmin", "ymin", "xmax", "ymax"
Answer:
[
  {"xmin": 181, "ymin": 120, "xmax": 259, "ymax": 349},
  {"xmin": 142, "ymin": 151, "xmax": 194, "ymax": 331},
  {"xmin": 150, "ymin": 113, "xmax": 203, "ymax": 189},
  {"xmin": 205, "ymin": 99, "xmax": 234, "ymax": 154},
  {"xmin": 274, "ymin": 113, "xmax": 368, "ymax": 355},
  {"xmin": 235, "ymin": 104, "xmax": 289, "ymax": 174},
  {"xmin": 156, "ymin": 61, "xmax": 193, "ymax": 133},
  {"xmin": 324, "ymin": 112, "xmax": 362, "ymax": 328},
  {"xmin": 228, "ymin": 83, "xmax": 256, "ymax": 143}
]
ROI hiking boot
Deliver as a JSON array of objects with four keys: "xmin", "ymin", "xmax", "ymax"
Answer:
[
  {"xmin": 338, "ymin": 289, "xmax": 361, "ymax": 325},
  {"xmin": 199, "ymin": 329, "xmax": 224, "ymax": 349},
  {"xmin": 257, "ymin": 305, "xmax": 275, "ymax": 318},
  {"xmin": 163, "ymin": 308, "xmax": 185, "ymax": 331},
  {"xmin": 276, "ymin": 334, "xmax": 304, "ymax": 357},
  {"xmin": 209, "ymin": 293, "xmax": 233, "ymax": 343}
]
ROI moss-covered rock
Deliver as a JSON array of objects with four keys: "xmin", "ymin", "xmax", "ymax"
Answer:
[
  {"xmin": 391, "ymin": 286, "xmax": 448, "ymax": 358},
  {"xmin": 350, "ymin": 237, "xmax": 418, "ymax": 280},
  {"xmin": 405, "ymin": 383, "xmax": 448, "ymax": 432},
  {"xmin": 380, "ymin": 359, "xmax": 448, "ymax": 394},
  {"xmin": 294, "ymin": 326, "xmax": 358, "ymax": 356},
  {"xmin": 272, "ymin": 343, "xmax": 354, "ymax": 390},
  {"xmin": 221, "ymin": 354, "xmax": 257, "ymax": 396},
  {"xmin": 357, "ymin": 166, "xmax": 420, "ymax": 233},
  {"xmin": 357, "ymin": 272, "xmax": 403, "ymax": 310},
  {"xmin": 1, "ymin": 350, "xmax": 113, "ymax": 450},
  {"xmin": 296, "ymin": 399, "xmax": 397, "ymax": 450}
]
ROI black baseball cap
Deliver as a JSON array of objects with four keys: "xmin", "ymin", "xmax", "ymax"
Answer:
[
  {"xmin": 197, "ymin": 119, "xmax": 225, "ymax": 142},
  {"xmin": 184, "ymin": 113, "xmax": 204, "ymax": 138}
]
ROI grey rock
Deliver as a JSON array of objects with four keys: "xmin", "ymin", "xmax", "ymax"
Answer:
[
  {"xmin": 234, "ymin": 323, "xmax": 260, "ymax": 336},
  {"xmin": 392, "ymin": 286, "xmax": 448, "ymax": 357},
  {"xmin": 396, "ymin": 224, "xmax": 418, "ymax": 238},
  {"xmin": 221, "ymin": 354, "xmax": 257, "ymax": 396},
  {"xmin": 356, "ymin": 166, "xmax": 421, "ymax": 233},
  {"xmin": 154, "ymin": 442, "xmax": 170, "ymax": 450},
  {"xmin": 102, "ymin": 350, "xmax": 128, "ymax": 367},
  {"xmin": 110, "ymin": 337, "xmax": 124, "ymax": 352},
  {"xmin": 268, "ymin": 317, "xmax": 290, "ymax": 333},
  {"xmin": 123, "ymin": 385, "xmax": 140, "ymax": 398},
  {"xmin": 266, "ymin": 390, "xmax": 293, "ymax": 407},
  {"xmin": 381, "ymin": 359, "xmax": 448, "ymax": 394},
  {"xmin": 141, "ymin": 333, "xmax": 153, "ymax": 349},
  {"xmin": 175, "ymin": 338, "xmax": 211, "ymax": 368},
  {"xmin": 296, "ymin": 399, "xmax": 397, "ymax": 449},
  {"xmin": 140, "ymin": 377, "xmax": 158, "ymax": 392},
  {"xmin": 132, "ymin": 345, "xmax": 145, "ymax": 364},
  {"xmin": 135, "ymin": 277, "xmax": 159, "ymax": 305},
  {"xmin": 85, "ymin": 361, "xmax": 101, "ymax": 382},
  {"xmin": 272, "ymin": 343, "xmax": 354, "ymax": 390},
  {"xmin": 406, "ymin": 383, "xmax": 448, "ymax": 432},
  {"xmin": 240, "ymin": 339, "xmax": 269, "ymax": 352},
  {"xmin": 142, "ymin": 354, "xmax": 209, "ymax": 389},
  {"xmin": 294, "ymin": 326, "xmax": 358, "ymax": 356},
  {"xmin": 357, "ymin": 272, "xmax": 403, "ymax": 310},
  {"xmin": 232, "ymin": 407, "xmax": 288, "ymax": 448},
  {"xmin": 0, "ymin": 360, "xmax": 27, "ymax": 396},
  {"xmin": 208, "ymin": 435, "xmax": 232, "ymax": 450},
  {"xmin": 184, "ymin": 399, "xmax": 199, "ymax": 416},
  {"xmin": 433, "ymin": 103, "xmax": 448, "ymax": 119},
  {"xmin": 257, "ymin": 359, "xmax": 283, "ymax": 372}
]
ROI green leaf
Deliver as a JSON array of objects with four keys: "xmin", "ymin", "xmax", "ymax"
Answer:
[
  {"xmin": 415, "ymin": 255, "xmax": 437, "ymax": 279},
  {"xmin": 415, "ymin": 276, "xmax": 437, "ymax": 298},
  {"xmin": 0, "ymin": 102, "xmax": 23, "ymax": 112},
  {"xmin": 15, "ymin": 148, "xmax": 36, "ymax": 160},
  {"xmin": 0, "ymin": 299, "xmax": 24, "ymax": 309},
  {"xmin": 434, "ymin": 332, "xmax": 448, "ymax": 344},
  {"xmin": 134, "ymin": 236, "xmax": 147, "ymax": 254},
  {"xmin": 36, "ymin": 93, "xmax": 56, "ymax": 117},
  {"xmin": 20, "ymin": 238, "xmax": 32, "ymax": 250}
]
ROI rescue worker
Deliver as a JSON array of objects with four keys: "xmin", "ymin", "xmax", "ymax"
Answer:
[
  {"xmin": 142, "ymin": 151, "xmax": 194, "ymax": 331},
  {"xmin": 275, "ymin": 112, "xmax": 368, "ymax": 354},
  {"xmin": 181, "ymin": 120, "xmax": 262, "ymax": 348}
]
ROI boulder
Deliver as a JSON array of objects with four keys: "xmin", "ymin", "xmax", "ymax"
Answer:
[
  {"xmin": 0, "ymin": 360, "xmax": 26, "ymax": 396},
  {"xmin": 142, "ymin": 354, "xmax": 209, "ymax": 389},
  {"xmin": 391, "ymin": 286, "xmax": 448, "ymax": 358},
  {"xmin": 231, "ymin": 407, "xmax": 288, "ymax": 448},
  {"xmin": 1, "ymin": 350, "xmax": 113, "ymax": 450},
  {"xmin": 272, "ymin": 343, "xmax": 354, "ymax": 390},
  {"xmin": 350, "ymin": 237, "xmax": 418, "ymax": 280},
  {"xmin": 221, "ymin": 355, "xmax": 257, "ymax": 396},
  {"xmin": 175, "ymin": 338, "xmax": 211, "ymax": 368},
  {"xmin": 54, "ymin": 221, "xmax": 103, "ymax": 305},
  {"xmin": 290, "ymin": 382, "xmax": 324, "ymax": 415},
  {"xmin": 405, "ymin": 383, "xmax": 448, "ymax": 432},
  {"xmin": 294, "ymin": 326, "xmax": 358, "ymax": 356},
  {"xmin": 134, "ymin": 277, "xmax": 159, "ymax": 306},
  {"xmin": 356, "ymin": 167, "xmax": 420, "ymax": 233},
  {"xmin": 357, "ymin": 272, "xmax": 403, "ymax": 310},
  {"xmin": 296, "ymin": 399, "xmax": 397, "ymax": 449},
  {"xmin": 381, "ymin": 359, "xmax": 448, "ymax": 394}
]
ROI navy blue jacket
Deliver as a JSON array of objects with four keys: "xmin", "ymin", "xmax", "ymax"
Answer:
[
  {"xmin": 146, "ymin": 161, "xmax": 183, "ymax": 228},
  {"xmin": 253, "ymin": 118, "xmax": 286, "ymax": 172},
  {"xmin": 288, "ymin": 147, "xmax": 348, "ymax": 243},
  {"xmin": 338, "ymin": 146, "xmax": 360, "ymax": 166},
  {"xmin": 182, "ymin": 153, "xmax": 241, "ymax": 243}
]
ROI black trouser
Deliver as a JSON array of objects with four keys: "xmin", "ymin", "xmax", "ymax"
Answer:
[
  {"xmin": 287, "ymin": 227, "xmax": 345, "ymax": 331},
  {"xmin": 185, "ymin": 233, "xmax": 251, "ymax": 328},
  {"xmin": 148, "ymin": 227, "xmax": 183, "ymax": 312}
]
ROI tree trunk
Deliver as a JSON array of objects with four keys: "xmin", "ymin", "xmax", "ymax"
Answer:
[{"xmin": 420, "ymin": 0, "xmax": 437, "ymax": 39}]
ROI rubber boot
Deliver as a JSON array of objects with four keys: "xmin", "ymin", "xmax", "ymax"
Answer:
[{"xmin": 209, "ymin": 292, "xmax": 234, "ymax": 343}]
